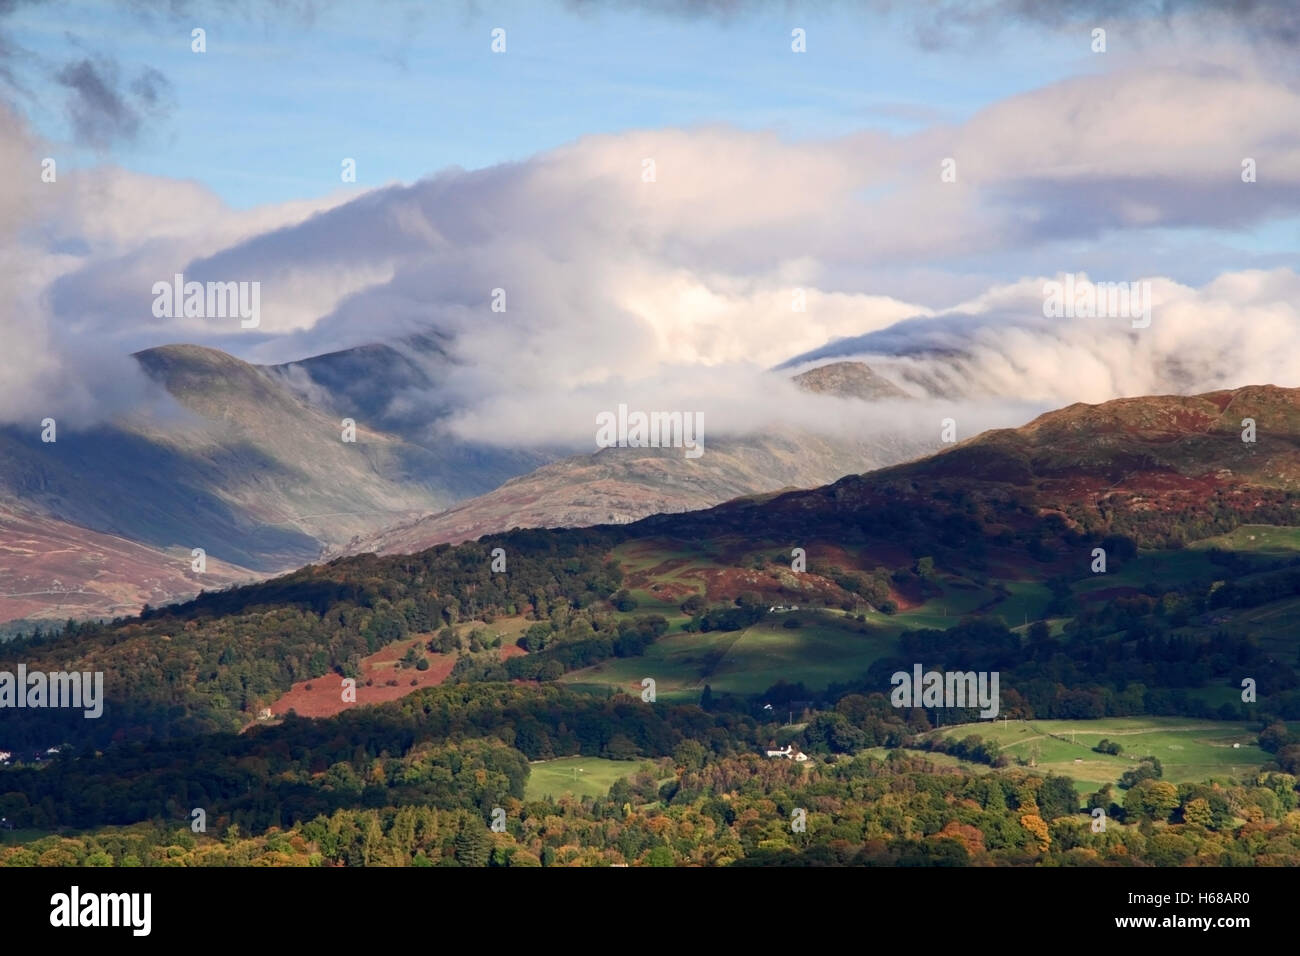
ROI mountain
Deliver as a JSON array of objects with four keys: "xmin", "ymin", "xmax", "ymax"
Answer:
[
  {"xmin": 0, "ymin": 342, "xmax": 551, "ymax": 622},
  {"xmin": 791, "ymin": 361, "xmax": 910, "ymax": 400},
  {"xmin": 268, "ymin": 333, "xmax": 452, "ymax": 438},
  {"xmin": 632, "ymin": 384, "xmax": 1300, "ymax": 548},
  {"xmin": 336, "ymin": 428, "xmax": 928, "ymax": 555},
  {"xmin": 0, "ymin": 344, "xmax": 442, "ymax": 569},
  {"xmin": 903, "ymin": 385, "xmax": 1300, "ymax": 487},
  {"xmin": 336, "ymin": 361, "xmax": 930, "ymax": 556},
  {"xmin": 0, "ymin": 504, "xmax": 254, "ymax": 625},
  {"xmin": 2, "ymin": 348, "xmax": 926, "ymax": 620}
]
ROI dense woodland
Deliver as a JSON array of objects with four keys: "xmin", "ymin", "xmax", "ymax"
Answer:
[{"xmin": 5, "ymin": 744, "xmax": 1299, "ymax": 867}]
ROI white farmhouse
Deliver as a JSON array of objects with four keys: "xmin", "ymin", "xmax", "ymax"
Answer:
[{"xmin": 764, "ymin": 744, "xmax": 809, "ymax": 762}]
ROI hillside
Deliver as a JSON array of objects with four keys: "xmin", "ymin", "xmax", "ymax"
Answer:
[
  {"xmin": 0, "ymin": 504, "xmax": 254, "ymax": 624},
  {"xmin": 338, "ymin": 361, "xmax": 929, "ymax": 556},
  {"xmin": 339, "ymin": 427, "xmax": 930, "ymax": 556},
  {"xmin": 633, "ymin": 385, "xmax": 1300, "ymax": 549},
  {"xmin": 0, "ymin": 346, "xmax": 438, "ymax": 568},
  {"xmin": 0, "ymin": 342, "xmax": 551, "ymax": 621},
  {"xmin": 900, "ymin": 385, "xmax": 1300, "ymax": 485}
]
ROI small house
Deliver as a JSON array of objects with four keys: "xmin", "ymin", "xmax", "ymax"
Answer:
[{"xmin": 764, "ymin": 744, "xmax": 810, "ymax": 762}]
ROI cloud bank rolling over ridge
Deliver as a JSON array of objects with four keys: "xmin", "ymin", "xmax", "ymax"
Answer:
[{"xmin": 1, "ymin": 27, "xmax": 1297, "ymax": 449}]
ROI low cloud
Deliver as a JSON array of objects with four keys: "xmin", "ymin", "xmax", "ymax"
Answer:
[
  {"xmin": 783, "ymin": 269, "xmax": 1300, "ymax": 408},
  {"xmin": 3, "ymin": 51, "xmax": 1297, "ymax": 445}
]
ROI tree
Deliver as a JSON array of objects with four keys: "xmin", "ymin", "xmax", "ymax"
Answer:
[
  {"xmin": 1020, "ymin": 813, "xmax": 1050, "ymax": 852},
  {"xmin": 1124, "ymin": 779, "xmax": 1179, "ymax": 821},
  {"xmin": 1259, "ymin": 722, "xmax": 1290, "ymax": 753},
  {"xmin": 1101, "ymin": 533, "xmax": 1138, "ymax": 563},
  {"xmin": 1145, "ymin": 832, "xmax": 1194, "ymax": 867},
  {"xmin": 522, "ymin": 622, "xmax": 553, "ymax": 651},
  {"xmin": 1182, "ymin": 797, "xmax": 1213, "ymax": 829},
  {"xmin": 801, "ymin": 712, "xmax": 866, "ymax": 754},
  {"xmin": 432, "ymin": 628, "xmax": 457, "ymax": 654},
  {"xmin": 1119, "ymin": 756, "xmax": 1162, "ymax": 789},
  {"xmin": 644, "ymin": 846, "xmax": 675, "ymax": 866},
  {"xmin": 674, "ymin": 739, "xmax": 708, "ymax": 771},
  {"xmin": 606, "ymin": 733, "xmax": 638, "ymax": 760},
  {"xmin": 537, "ymin": 659, "xmax": 564, "ymax": 681},
  {"xmin": 1037, "ymin": 776, "xmax": 1078, "ymax": 821},
  {"xmin": 454, "ymin": 823, "xmax": 492, "ymax": 867}
]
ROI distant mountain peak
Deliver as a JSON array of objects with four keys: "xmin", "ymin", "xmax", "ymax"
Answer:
[
  {"xmin": 133, "ymin": 342, "xmax": 249, "ymax": 373},
  {"xmin": 792, "ymin": 361, "xmax": 908, "ymax": 400}
]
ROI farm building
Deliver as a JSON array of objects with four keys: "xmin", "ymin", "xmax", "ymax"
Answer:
[{"xmin": 764, "ymin": 744, "xmax": 810, "ymax": 762}]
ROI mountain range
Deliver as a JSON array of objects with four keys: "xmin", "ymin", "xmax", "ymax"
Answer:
[
  {"xmin": 0, "ymin": 342, "xmax": 933, "ymax": 623},
  {"xmin": 4, "ymin": 312, "xmax": 1295, "ymax": 631}
]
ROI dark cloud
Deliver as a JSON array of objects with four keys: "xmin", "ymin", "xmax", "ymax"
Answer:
[
  {"xmin": 54, "ymin": 56, "xmax": 171, "ymax": 147},
  {"xmin": 129, "ymin": 66, "xmax": 168, "ymax": 107},
  {"xmin": 0, "ymin": 2, "xmax": 174, "ymax": 147},
  {"xmin": 55, "ymin": 57, "xmax": 136, "ymax": 144}
]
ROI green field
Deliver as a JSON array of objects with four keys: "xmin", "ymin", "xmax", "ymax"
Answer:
[
  {"xmin": 925, "ymin": 717, "xmax": 1272, "ymax": 796},
  {"xmin": 1190, "ymin": 524, "xmax": 1300, "ymax": 554},
  {"xmin": 524, "ymin": 756, "xmax": 642, "ymax": 801},
  {"xmin": 560, "ymin": 615, "xmax": 893, "ymax": 701}
]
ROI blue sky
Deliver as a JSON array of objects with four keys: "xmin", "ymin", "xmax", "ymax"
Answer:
[{"xmin": 8, "ymin": 0, "xmax": 1099, "ymax": 207}]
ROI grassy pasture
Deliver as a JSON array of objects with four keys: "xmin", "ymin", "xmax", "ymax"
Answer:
[
  {"xmin": 560, "ymin": 614, "xmax": 893, "ymax": 701},
  {"xmin": 926, "ymin": 717, "xmax": 1272, "ymax": 795},
  {"xmin": 524, "ymin": 756, "xmax": 641, "ymax": 801}
]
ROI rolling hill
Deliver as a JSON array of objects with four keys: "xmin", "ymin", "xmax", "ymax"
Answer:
[{"xmin": 631, "ymin": 384, "xmax": 1300, "ymax": 548}]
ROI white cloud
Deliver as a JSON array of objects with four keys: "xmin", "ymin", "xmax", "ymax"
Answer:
[{"xmin": 4, "ymin": 54, "xmax": 1298, "ymax": 442}]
